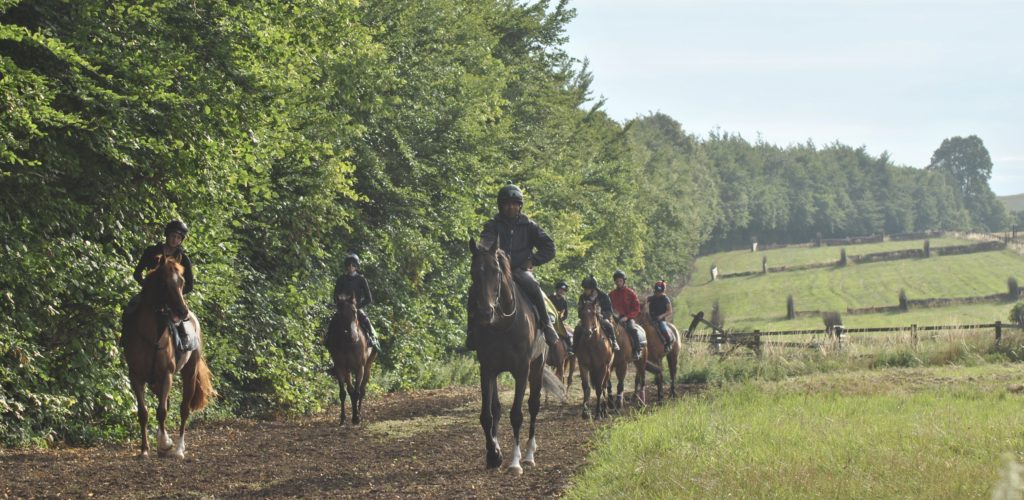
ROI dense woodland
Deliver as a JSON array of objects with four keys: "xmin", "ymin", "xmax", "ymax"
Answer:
[{"xmin": 0, "ymin": 0, "xmax": 1008, "ymax": 445}]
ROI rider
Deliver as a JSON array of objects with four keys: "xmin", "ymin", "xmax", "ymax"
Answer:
[
  {"xmin": 609, "ymin": 270, "xmax": 644, "ymax": 360},
  {"xmin": 549, "ymin": 281, "xmax": 570, "ymax": 322},
  {"xmin": 647, "ymin": 280, "xmax": 674, "ymax": 348},
  {"xmin": 123, "ymin": 220, "xmax": 195, "ymax": 345},
  {"xmin": 577, "ymin": 276, "xmax": 619, "ymax": 352},
  {"xmin": 333, "ymin": 253, "xmax": 380, "ymax": 353},
  {"xmin": 466, "ymin": 182, "xmax": 560, "ymax": 352}
]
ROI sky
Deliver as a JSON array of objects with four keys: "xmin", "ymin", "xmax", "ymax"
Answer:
[{"xmin": 562, "ymin": 0, "xmax": 1024, "ymax": 196}]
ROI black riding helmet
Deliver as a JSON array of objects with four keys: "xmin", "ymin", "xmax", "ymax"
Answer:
[
  {"xmin": 555, "ymin": 281, "xmax": 569, "ymax": 291},
  {"xmin": 497, "ymin": 182, "xmax": 524, "ymax": 207},
  {"xmin": 343, "ymin": 253, "xmax": 360, "ymax": 269},
  {"xmin": 613, "ymin": 270, "xmax": 626, "ymax": 281},
  {"xmin": 164, "ymin": 220, "xmax": 189, "ymax": 238},
  {"xmin": 581, "ymin": 276, "xmax": 598, "ymax": 290}
]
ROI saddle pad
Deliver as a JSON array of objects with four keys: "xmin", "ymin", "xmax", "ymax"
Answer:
[{"xmin": 173, "ymin": 315, "xmax": 198, "ymax": 354}]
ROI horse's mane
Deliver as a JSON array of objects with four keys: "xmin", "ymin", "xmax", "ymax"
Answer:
[{"xmin": 145, "ymin": 254, "xmax": 184, "ymax": 279}]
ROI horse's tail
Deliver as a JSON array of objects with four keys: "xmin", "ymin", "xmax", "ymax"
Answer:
[
  {"xmin": 190, "ymin": 351, "xmax": 215, "ymax": 411},
  {"xmin": 541, "ymin": 366, "xmax": 567, "ymax": 403}
]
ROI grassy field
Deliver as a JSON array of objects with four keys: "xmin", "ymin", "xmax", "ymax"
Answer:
[
  {"xmin": 698, "ymin": 237, "xmax": 970, "ymax": 276},
  {"xmin": 1000, "ymin": 193, "xmax": 1024, "ymax": 212},
  {"xmin": 568, "ymin": 363, "xmax": 1024, "ymax": 498},
  {"xmin": 677, "ymin": 245, "xmax": 1024, "ymax": 331}
]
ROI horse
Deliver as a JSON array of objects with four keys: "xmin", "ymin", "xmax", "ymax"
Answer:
[
  {"xmin": 326, "ymin": 292, "xmax": 377, "ymax": 425},
  {"xmin": 122, "ymin": 255, "xmax": 214, "ymax": 458},
  {"xmin": 637, "ymin": 301, "xmax": 680, "ymax": 401},
  {"xmin": 573, "ymin": 299, "xmax": 613, "ymax": 419},
  {"xmin": 468, "ymin": 238, "xmax": 555, "ymax": 474},
  {"xmin": 544, "ymin": 301, "xmax": 576, "ymax": 403},
  {"xmin": 609, "ymin": 319, "xmax": 648, "ymax": 408}
]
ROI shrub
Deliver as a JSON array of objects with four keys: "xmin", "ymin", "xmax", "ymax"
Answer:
[
  {"xmin": 839, "ymin": 248, "xmax": 848, "ymax": 266},
  {"xmin": 899, "ymin": 289, "xmax": 909, "ymax": 312},
  {"xmin": 1010, "ymin": 302, "xmax": 1024, "ymax": 326},
  {"xmin": 1009, "ymin": 277, "xmax": 1020, "ymax": 298},
  {"xmin": 786, "ymin": 295, "xmax": 795, "ymax": 320}
]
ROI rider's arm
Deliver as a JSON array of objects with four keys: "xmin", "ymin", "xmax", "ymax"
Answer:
[
  {"xmin": 358, "ymin": 276, "xmax": 373, "ymax": 309},
  {"xmin": 528, "ymin": 223, "xmax": 555, "ymax": 267},
  {"xmin": 132, "ymin": 246, "xmax": 156, "ymax": 285},
  {"xmin": 181, "ymin": 253, "xmax": 194, "ymax": 295},
  {"xmin": 662, "ymin": 298, "xmax": 673, "ymax": 321}
]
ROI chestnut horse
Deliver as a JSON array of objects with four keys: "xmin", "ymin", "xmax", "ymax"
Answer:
[
  {"xmin": 574, "ymin": 299, "xmax": 613, "ymax": 419},
  {"xmin": 544, "ymin": 295, "xmax": 575, "ymax": 402},
  {"xmin": 468, "ymin": 238, "xmax": 550, "ymax": 474},
  {"xmin": 637, "ymin": 302, "xmax": 680, "ymax": 401},
  {"xmin": 609, "ymin": 320, "xmax": 648, "ymax": 408},
  {"xmin": 326, "ymin": 292, "xmax": 377, "ymax": 425},
  {"xmin": 122, "ymin": 255, "xmax": 213, "ymax": 458}
]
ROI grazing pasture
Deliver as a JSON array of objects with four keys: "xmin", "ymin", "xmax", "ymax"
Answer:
[{"xmin": 680, "ymin": 238, "xmax": 1024, "ymax": 330}]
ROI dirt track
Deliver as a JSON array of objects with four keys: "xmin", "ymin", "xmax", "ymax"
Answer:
[{"xmin": 0, "ymin": 384, "xmax": 632, "ymax": 498}]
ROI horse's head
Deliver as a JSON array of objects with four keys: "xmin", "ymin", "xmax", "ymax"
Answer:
[
  {"xmin": 577, "ymin": 298, "xmax": 601, "ymax": 340},
  {"xmin": 469, "ymin": 237, "xmax": 513, "ymax": 325},
  {"xmin": 142, "ymin": 255, "xmax": 189, "ymax": 323},
  {"xmin": 335, "ymin": 292, "xmax": 358, "ymax": 323}
]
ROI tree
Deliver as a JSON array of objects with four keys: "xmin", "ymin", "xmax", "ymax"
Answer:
[{"xmin": 927, "ymin": 135, "xmax": 1007, "ymax": 230}]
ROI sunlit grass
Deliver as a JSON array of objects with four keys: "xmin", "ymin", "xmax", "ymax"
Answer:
[{"xmin": 569, "ymin": 363, "xmax": 1024, "ymax": 499}]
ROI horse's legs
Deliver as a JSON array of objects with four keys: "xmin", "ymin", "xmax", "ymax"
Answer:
[
  {"xmin": 357, "ymin": 351, "xmax": 376, "ymax": 424},
  {"xmin": 669, "ymin": 349, "xmax": 679, "ymax": 398},
  {"xmin": 155, "ymin": 373, "xmax": 174, "ymax": 456},
  {"xmin": 580, "ymin": 362, "xmax": 591, "ymax": 419},
  {"xmin": 175, "ymin": 358, "xmax": 198, "ymax": 459},
  {"xmin": 523, "ymin": 356, "xmax": 543, "ymax": 467},
  {"xmin": 338, "ymin": 370, "xmax": 351, "ymax": 425},
  {"xmin": 506, "ymin": 368, "xmax": 528, "ymax": 475},
  {"xmin": 349, "ymin": 372, "xmax": 362, "ymax": 425},
  {"xmin": 479, "ymin": 370, "xmax": 502, "ymax": 468},
  {"xmin": 615, "ymin": 363, "xmax": 626, "ymax": 409},
  {"xmin": 131, "ymin": 378, "xmax": 149, "ymax": 458}
]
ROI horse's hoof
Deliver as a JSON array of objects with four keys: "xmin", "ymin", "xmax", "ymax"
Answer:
[
  {"xmin": 352, "ymin": 415, "xmax": 361, "ymax": 425},
  {"xmin": 523, "ymin": 459, "xmax": 535, "ymax": 467},
  {"xmin": 173, "ymin": 450, "xmax": 185, "ymax": 459},
  {"xmin": 507, "ymin": 465, "xmax": 523, "ymax": 476},
  {"xmin": 137, "ymin": 450, "xmax": 149, "ymax": 459},
  {"xmin": 486, "ymin": 451, "xmax": 503, "ymax": 469}
]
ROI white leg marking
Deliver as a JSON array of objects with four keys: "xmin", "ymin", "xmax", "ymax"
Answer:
[
  {"xmin": 507, "ymin": 444, "xmax": 523, "ymax": 475},
  {"xmin": 173, "ymin": 430, "xmax": 186, "ymax": 459},
  {"xmin": 523, "ymin": 437, "xmax": 537, "ymax": 466},
  {"xmin": 157, "ymin": 429, "xmax": 173, "ymax": 455}
]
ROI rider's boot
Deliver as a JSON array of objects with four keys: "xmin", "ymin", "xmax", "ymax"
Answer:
[
  {"xmin": 629, "ymin": 328, "xmax": 642, "ymax": 361},
  {"xmin": 566, "ymin": 335, "xmax": 575, "ymax": 356}
]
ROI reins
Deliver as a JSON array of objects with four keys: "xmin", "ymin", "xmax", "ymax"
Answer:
[{"xmin": 494, "ymin": 268, "xmax": 518, "ymax": 318}]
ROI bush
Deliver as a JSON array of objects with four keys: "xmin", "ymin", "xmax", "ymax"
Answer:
[
  {"xmin": 1010, "ymin": 302, "xmax": 1024, "ymax": 326},
  {"xmin": 899, "ymin": 289, "xmax": 909, "ymax": 312},
  {"xmin": 1009, "ymin": 277, "xmax": 1020, "ymax": 298},
  {"xmin": 786, "ymin": 295, "xmax": 795, "ymax": 320}
]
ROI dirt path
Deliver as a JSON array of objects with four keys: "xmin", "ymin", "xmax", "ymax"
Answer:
[{"xmin": 0, "ymin": 384, "xmax": 627, "ymax": 498}]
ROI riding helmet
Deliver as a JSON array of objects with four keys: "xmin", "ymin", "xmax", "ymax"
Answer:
[
  {"xmin": 654, "ymin": 280, "xmax": 666, "ymax": 292},
  {"xmin": 555, "ymin": 281, "xmax": 569, "ymax": 291},
  {"xmin": 612, "ymin": 270, "xmax": 626, "ymax": 281},
  {"xmin": 164, "ymin": 219, "xmax": 189, "ymax": 238},
  {"xmin": 343, "ymin": 253, "xmax": 361, "ymax": 268},
  {"xmin": 581, "ymin": 276, "xmax": 598, "ymax": 290},
  {"xmin": 497, "ymin": 182, "xmax": 524, "ymax": 207}
]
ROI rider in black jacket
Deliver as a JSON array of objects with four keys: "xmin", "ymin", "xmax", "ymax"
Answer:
[
  {"xmin": 577, "ymin": 275, "xmax": 620, "ymax": 352},
  {"xmin": 467, "ymin": 182, "xmax": 560, "ymax": 351}
]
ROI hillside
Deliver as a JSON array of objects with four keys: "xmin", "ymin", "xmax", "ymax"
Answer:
[
  {"xmin": 1000, "ymin": 193, "xmax": 1024, "ymax": 212},
  {"xmin": 678, "ymin": 237, "xmax": 1023, "ymax": 330}
]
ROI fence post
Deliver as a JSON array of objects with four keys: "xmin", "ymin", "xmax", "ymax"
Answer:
[
  {"xmin": 996, "ymin": 320, "xmax": 1002, "ymax": 347},
  {"xmin": 754, "ymin": 330, "xmax": 762, "ymax": 357},
  {"xmin": 911, "ymin": 324, "xmax": 918, "ymax": 347}
]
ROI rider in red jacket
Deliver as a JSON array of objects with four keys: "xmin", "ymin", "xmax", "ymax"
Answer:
[{"xmin": 608, "ymin": 270, "xmax": 645, "ymax": 360}]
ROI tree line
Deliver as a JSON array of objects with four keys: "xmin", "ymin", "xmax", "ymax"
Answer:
[{"xmin": 0, "ymin": 0, "xmax": 1005, "ymax": 445}]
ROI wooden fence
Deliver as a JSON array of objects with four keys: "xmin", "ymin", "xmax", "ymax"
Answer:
[{"xmin": 688, "ymin": 321, "xmax": 1023, "ymax": 355}]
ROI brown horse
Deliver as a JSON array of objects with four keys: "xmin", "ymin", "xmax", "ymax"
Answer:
[
  {"xmin": 609, "ymin": 320, "xmax": 648, "ymax": 408},
  {"xmin": 326, "ymin": 292, "xmax": 377, "ymax": 425},
  {"xmin": 637, "ymin": 304, "xmax": 680, "ymax": 401},
  {"xmin": 544, "ymin": 305, "xmax": 575, "ymax": 403},
  {"xmin": 122, "ymin": 255, "xmax": 213, "ymax": 458},
  {"xmin": 574, "ymin": 299, "xmax": 613, "ymax": 419},
  {"xmin": 468, "ymin": 238, "xmax": 551, "ymax": 474}
]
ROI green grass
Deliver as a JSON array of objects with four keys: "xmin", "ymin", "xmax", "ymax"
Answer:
[
  {"xmin": 568, "ymin": 364, "xmax": 1024, "ymax": 499},
  {"xmin": 699, "ymin": 237, "xmax": 969, "ymax": 276},
  {"xmin": 678, "ymin": 250, "xmax": 1024, "ymax": 329},
  {"xmin": 1000, "ymin": 193, "xmax": 1024, "ymax": 212}
]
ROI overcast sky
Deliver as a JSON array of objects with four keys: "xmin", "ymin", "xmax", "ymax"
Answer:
[{"xmin": 563, "ymin": 0, "xmax": 1024, "ymax": 196}]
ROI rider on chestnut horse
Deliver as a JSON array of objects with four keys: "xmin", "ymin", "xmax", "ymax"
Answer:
[
  {"xmin": 609, "ymin": 270, "xmax": 645, "ymax": 360},
  {"xmin": 577, "ymin": 276, "xmax": 620, "ymax": 353},
  {"xmin": 333, "ymin": 253, "xmax": 380, "ymax": 352},
  {"xmin": 466, "ymin": 182, "xmax": 560, "ymax": 353},
  {"xmin": 122, "ymin": 220, "xmax": 195, "ymax": 349}
]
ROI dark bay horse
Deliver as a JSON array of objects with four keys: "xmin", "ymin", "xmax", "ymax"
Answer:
[
  {"xmin": 544, "ymin": 296, "xmax": 575, "ymax": 403},
  {"xmin": 122, "ymin": 255, "xmax": 213, "ymax": 458},
  {"xmin": 468, "ymin": 239, "xmax": 549, "ymax": 474},
  {"xmin": 574, "ymin": 299, "xmax": 613, "ymax": 419},
  {"xmin": 638, "ymin": 302, "xmax": 680, "ymax": 401},
  {"xmin": 610, "ymin": 320, "xmax": 648, "ymax": 408},
  {"xmin": 326, "ymin": 292, "xmax": 377, "ymax": 425}
]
